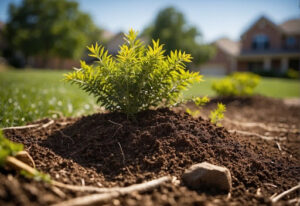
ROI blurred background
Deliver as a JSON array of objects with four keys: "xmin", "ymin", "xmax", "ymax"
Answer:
[{"xmin": 0, "ymin": 0, "xmax": 299, "ymax": 127}]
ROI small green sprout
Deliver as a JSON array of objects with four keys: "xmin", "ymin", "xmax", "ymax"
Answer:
[
  {"xmin": 20, "ymin": 170, "xmax": 52, "ymax": 183},
  {"xmin": 209, "ymin": 103, "xmax": 226, "ymax": 126},
  {"xmin": 186, "ymin": 96, "xmax": 210, "ymax": 117},
  {"xmin": 0, "ymin": 130, "xmax": 23, "ymax": 166}
]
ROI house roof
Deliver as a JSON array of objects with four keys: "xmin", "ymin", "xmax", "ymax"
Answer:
[
  {"xmin": 279, "ymin": 19, "xmax": 300, "ymax": 35},
  {"xmin": 214, "ymin": 38, "xmax": 240, "ymax": 56},
  {"xmin": 240, "ymin": 16, "xmax": 282, "ymax": 38}
]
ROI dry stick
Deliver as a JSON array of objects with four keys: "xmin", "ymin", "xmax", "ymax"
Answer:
[
  {"xmin": 228, "ymin": 130, "xmax": 286, "ymax": 141},
  {"xmin": 41, "ymin": 119, "xmax": 55, "ymax": 128},
  {"xmin": 2, "ymin": 119, "xmax": 55, "ymax": 131},
  {"xmin": 117, "ymin": 141, "xmax": 134, "ymax": 176},
  {"xmin": 271, "ymin": 183, "xmax": 300, "ymax": 203},
  {"xmin": 2, "ymin": 124, "xmax": 41, "ymax": 131},
  {"xmin": 5, "ymin": 156, "xmax": 115, "ymax": 193},
  {"xmin": 224, "ymin": 119, "xmax": 299, "ymax": 133},
  {"xmin": 288, "ymin": 198, "xmax": 300, "ymax": 204},
  {"xmin": 51, "ymin": 176, "xmax": 172, "ymax": 206},
  {"xmin": 6, "ymin": 156, "xmax": 169, "ymax": 195}
]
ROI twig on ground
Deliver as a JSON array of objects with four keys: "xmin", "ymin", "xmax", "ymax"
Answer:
[
  {"xmin": 108, "ymin": 120, "xmax": 123, "ymax": 138},
  {"xmin": 41, "ymin": 119, "xmax": 55, "ymax": 128},
  {"xmin": 224, "ymin": 119, "xmax": 299, "ymax": 133},
  {"xmin": 6, "ymin": 156, "xmax": 169, "ymax": 196},
  {"xmin": 58, "ymin": 130, "xmax": 74, "ymax": 144},
  {"xmin": 50, "ymin": 186, "xmax": 66, "ymax": 199},
  {"xmin": 57, "ymin": 121, "xmax": 72, "ymax": 126},
  {"xmin": 2, "ymin": 119, "xmax": 55, "ymax": 131},
  {"xmin": 288, "ymin": 197, "xmax": 300, "ymax": 204},
  {"xmin": 229, "ymin": 130, "xmax": 286, "ymax": 141},
  {"xmin": 51, "ymin": 176, "xmax": 172, "ymax": 206},
  {"xmin": 271, "ymin": 183, "xmax": 300, "ymax": 203},
  {"xmin": 263, "ymin": 183, "xmax": 277, "ymax": 188},
  {"xmin": 270, "ymin": 193, "xmax": 278, "ymax": 199},
  {"xmin": 108, "ymin": 120, "xmax": 123, "ymax": 127},
  {"xmin": 2, "ymin": 124, "xmax": 41, "ymax": 131},
  {"xmin": 117, "ymin": 142, "xmax": 126, "ymax": 166},
  {"xmin": 117, "ymin": 141, "xmax": 133, "ymax": 176},
  {"xmin": 276, "ymin": 142, "xmax": 282, "ymax": 151}
]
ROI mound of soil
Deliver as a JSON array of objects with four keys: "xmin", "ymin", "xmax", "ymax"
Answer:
[{"xmin": 2, "ymin": 96, "xmax": 300, "ymax": 206}]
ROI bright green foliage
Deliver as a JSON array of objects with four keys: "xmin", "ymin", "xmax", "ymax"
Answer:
[
  {"xmin": 0, "ymin": 70, "xmax": 96, "ymax": 128},
  {"xmin": 186, "ymin": 96, "xmax": 210, "ymax": 117},
  {"xmin": 0, "ymin": 130, "xmax": 24, "ymax": 166},
  {"xmin": 65, "ymin": 29, "xmax": 202, "ymax": 116},
  {"xmin": 5, "ymin": 0, "xmax": 101, "ymax": 61},
  {"xmin": 212, "ymin": 72, "xmax": 260, "ymax": 96},
  {"xmin": 209, "ymin": 103, "xmax": 226, "ymax": 126},
  {"xmin": 20, "ymin": 170, "xmax": 51, "ymax": 183},
  {"xmin": 194, "ymin": 96, "xmax": 210, "ymax": 107}
]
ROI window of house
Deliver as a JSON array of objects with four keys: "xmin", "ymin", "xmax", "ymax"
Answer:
[
  {"xmin": 252, "ymin": 34, "xmax": 269, "ymax": 50},
  {"xmin": 286, "ymin": 36, "xmax": 296, "ymax": 48}
]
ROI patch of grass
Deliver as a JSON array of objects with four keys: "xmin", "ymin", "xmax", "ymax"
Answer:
[
  {"xmin": 183, "ymin": 76, "xmax": 300, "ymax": 98},
  {"xmin": 1, "ymin": 70, "xmax": 299, "ymax": 127},
  {"xmin": 0, "ymin": 69, "xmax": 97, "ymax": 128}
]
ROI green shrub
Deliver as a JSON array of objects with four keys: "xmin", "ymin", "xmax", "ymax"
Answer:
[
  {"xmin": 212, "ymin": 72, "xmax": 260, "ymax": 96},
  {"xmin": 65, "ymin": 29, "xmax": 202, "ymax": 116},
  {"xmin": 209, "ymin": 103, "xmax": 226, "ymax": 126},
  {"xmin": 286, "ymin": 69, "xmax": 299, "ymax": 79}
]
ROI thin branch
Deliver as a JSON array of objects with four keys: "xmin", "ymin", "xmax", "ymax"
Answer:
[
  {"xmin": 5, "ymin": 156, "xmax": 169, "ymax": 196},
  {"xmin": 229, "ymin": 130, "xmax": 286, "ymax": 141},
  {"xmin": 2, "ymin": 124, "xmax": 41, "ymax": 131},
  {"xmin": 2, "ymin": 119, "xmax": 55, "ymax": 131},
  {"xmin": 41, "ymin": 119, "xmax": 55, "ymax": 128},
  {"xmin": 271, "ymin": 183, "xmax": 300, "ymax": 203},
  {"xmin": 117, "ymin": 141, "xmax": 133, "ymax": 176},
  {"xmin": 51, "ymin": 176, "xmax": 171, "ymax": 206},
  {"xmin": 225, "ymin": 119, "xmax": 299, "ymax": 133}
]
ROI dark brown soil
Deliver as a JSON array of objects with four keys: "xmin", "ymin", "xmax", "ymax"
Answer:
[{"xmin": 2, "ymin": 95, "xmax": 300, "ymax": 206}]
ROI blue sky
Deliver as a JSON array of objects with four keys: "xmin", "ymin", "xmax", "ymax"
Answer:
[{"xmin": 0, "ymin": 0, "xmax": 299, "ymax": 43}]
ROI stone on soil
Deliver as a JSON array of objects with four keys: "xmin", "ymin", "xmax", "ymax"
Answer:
[{"xmin": 182, "ymin": 162, "xmax": 232, "ymax": 193}]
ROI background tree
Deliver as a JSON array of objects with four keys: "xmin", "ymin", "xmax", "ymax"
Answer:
[
  {"xmin": 4, "ymin": 0, "xmax": 101, "ymax": 67},
  {"xmin": 142, "ymin": 7, "xmax": 215, "ymax": 66}
]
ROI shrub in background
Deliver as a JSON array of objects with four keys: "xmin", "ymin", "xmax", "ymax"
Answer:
[
  {"xmin": 212, "ymin": 72, "xmax": 260, "ymax": 96},
  {"xmin": 65, "ymin": 29, "xmax": 202, "ymax": 116}
]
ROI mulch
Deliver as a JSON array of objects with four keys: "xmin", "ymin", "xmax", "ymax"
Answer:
[{"xmin": 2, "ymin": 95, "xmax": 300, "ymax": 206}]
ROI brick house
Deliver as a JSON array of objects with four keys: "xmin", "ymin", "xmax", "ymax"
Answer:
[{"xmin": 199, "ymin": 16, "xmax": 300, "ymax": 75}]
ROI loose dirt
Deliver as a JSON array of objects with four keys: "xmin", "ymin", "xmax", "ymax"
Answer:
[{"xmin": 2, "ymin": 96, "xmax": 300, "ymax": 206}]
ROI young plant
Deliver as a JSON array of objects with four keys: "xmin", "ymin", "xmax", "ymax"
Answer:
[
  {"xmin": 20, "ymin": 170, "xmax": 51, "ymax": 183},
  {"xmin": 64, "ymin": 29, "xmax": 202, "ymax": 116},
  {"xmin": 0, "ymin": 130, "xmax": 23, "ymax": 166},
  {"xmin": 186, "ymin": 96, "xmax": 210, "ymax": 117},
  {"xmin": 212, "ymin": 72, "xmax": 260, "ymax": 96},
  {"xmin": 209, "ymin": 103, "xmax": 226, "ymax": 126}
]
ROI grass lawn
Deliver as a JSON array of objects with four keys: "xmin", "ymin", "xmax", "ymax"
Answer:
[
  {"xmin": 183, "ymin": 76, "xmax": 300, "ymax": 98},
  {"xmin": 1, "ymin": 69, "xmax": 299, "ymax": 127}
]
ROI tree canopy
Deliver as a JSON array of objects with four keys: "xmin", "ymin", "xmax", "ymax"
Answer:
[
  {"xmin": 5, "ymin": 0, "xmax": 101, "ymax": 61},
  {"xmin": 142, "ymin": 7, "xmax": 215, "ymax": 66}
]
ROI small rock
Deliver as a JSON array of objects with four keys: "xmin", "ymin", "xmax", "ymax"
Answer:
[
  {"xmin": 15, "ymin": 151, "xmax": 36, "ymax": 168},
  {"xmin": 182, "ymin": 162, "xmax": 232, "ymax": 193}
]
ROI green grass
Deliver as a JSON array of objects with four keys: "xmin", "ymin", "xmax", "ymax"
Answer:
[
  {"xmin": 1, "ymin": 69, "xmax": 299, "ymax": 128},
  {"xmin": 0, "ymin": 69, "xmax": 97, "ymax": 128},
  {"xmin": 183, "ymin": 76, "xmax": 300, "ymax": 99}
]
